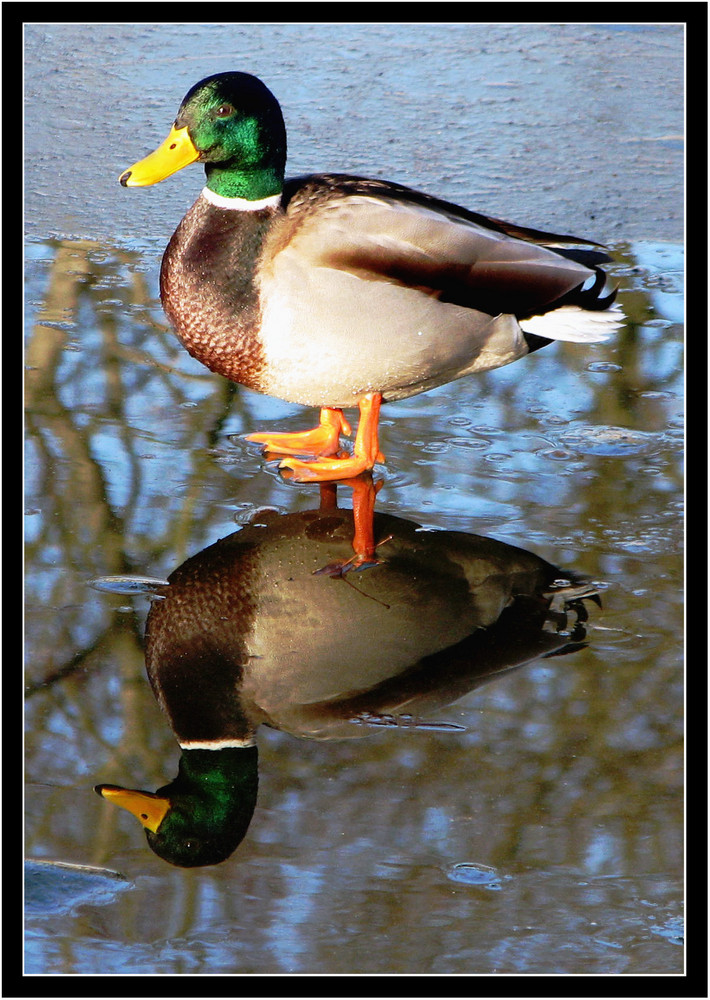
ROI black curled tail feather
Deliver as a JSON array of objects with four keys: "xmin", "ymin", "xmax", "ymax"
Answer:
[
  {"xmin": 560, "ymin": 266, "xmax": 618, "ymax": 312},
  {"xmin": 548, "ymin": 247, "xmax": 618, "ymax": 311}
]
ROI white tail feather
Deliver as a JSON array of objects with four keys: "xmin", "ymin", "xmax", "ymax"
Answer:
[{"xmin": 521, "ymin": 303, "xmax": 624, "ymax": 343}]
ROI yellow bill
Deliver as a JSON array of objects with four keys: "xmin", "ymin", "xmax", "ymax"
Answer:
[
  {"xmin": 119, "ymin": 125, "xmax": 200, "ymax": 187},
  {"xmin": 96, "ymin": 784, "xmax": 171, "ymax": 833}
]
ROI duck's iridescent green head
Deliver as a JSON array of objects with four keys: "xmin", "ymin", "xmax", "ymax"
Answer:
[
  {"xmin": 120, "ymin": 72, "xmax": 286, "ymax": 200},
  {"xmin": 96, "ymin": 746, "xmax": 259, "ymax": 868}
]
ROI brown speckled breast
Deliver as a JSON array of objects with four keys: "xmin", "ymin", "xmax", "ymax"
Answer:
[
  {"xmin": 159, "ymin": 196, "xmax": 277, "ymax": 391},
  {"xmin": 144, "ymin": 536, "xmax": 262, "ymax": 744}
]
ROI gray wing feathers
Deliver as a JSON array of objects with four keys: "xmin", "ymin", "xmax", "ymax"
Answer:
[{"xmin": 281, "ymin": 195, "xmax": 596, "ymax": 317}]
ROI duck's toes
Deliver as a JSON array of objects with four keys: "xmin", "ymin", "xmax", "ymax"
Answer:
[
  {"xmin": 278, "ymin": 453, "xmax": 376, "ymax": 483},
  {"xmin": 244, "ymin": 408, "xmax": 352, "ymax": 458},
  {"xmin": 314, "ymin": 554, "xmax": 386, "ymax": 576},
  {"xmin": 245, "ymin": 426, "xmax": 340, "ymax": 458}
]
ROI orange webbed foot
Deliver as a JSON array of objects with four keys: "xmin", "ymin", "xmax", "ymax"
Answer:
[
  {"xmin": 245, "ymin": 407, "xmax": 351, "ymax": 458},
  {"xmin": 278, "ymin": 393, "xmax": 384, "ymax": 483},
  {"xmin": 279, "ymin": 453, "xmax": 374, "ymax": 483}
]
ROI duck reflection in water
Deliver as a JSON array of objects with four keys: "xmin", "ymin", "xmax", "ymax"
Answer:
[{"xmin": 96, "ymin": 476, "xmax": 600, "ymax": 867}]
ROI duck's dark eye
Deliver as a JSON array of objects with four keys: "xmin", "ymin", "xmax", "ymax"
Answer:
[{"xmin": 215, "ymin": 104, "xmax": 235, "ymax": 118}]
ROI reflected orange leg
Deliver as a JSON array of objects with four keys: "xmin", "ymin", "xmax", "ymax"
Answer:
[
  {"xmin": 279, "ymin": 393, "xmax": 385, "ymax": 483},
  {"xmin": 314, "ymin": 474, "xmax": 391, "ymax": 575},
  {"xmin": 349, "ymin": 474, "xmax": 391, "ymax": 569},
  {"xmin": 245, "ymin": 407, "xmax": 352, "ymax": 458}
]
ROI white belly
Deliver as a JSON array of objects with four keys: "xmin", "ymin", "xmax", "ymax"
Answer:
[{"xmin": 258, "ymin": 265, "xmax": 528, "ymax": 408}]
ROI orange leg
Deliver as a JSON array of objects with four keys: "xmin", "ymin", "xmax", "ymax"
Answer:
[
  {"xmin": 279, "ymin": 393, "xmax": 385, "ymax": 483},
  {"xmin": 244, "ymin": 407, "xmax": 352, "ymax": 458}
]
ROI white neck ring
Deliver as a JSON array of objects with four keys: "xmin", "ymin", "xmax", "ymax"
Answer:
[
  {"xmin": 201, "ymin": 187, "xmax": 281, "ymax": 211},
  {"xmin": 179, "ymin": 737, "xmax": 256, "ymax": 750}
]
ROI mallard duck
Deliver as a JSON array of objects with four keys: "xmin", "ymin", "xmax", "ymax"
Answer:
[
  {"xmin": 120, "ymin": 71, "xmax": 621, "ymax": 481},
  {"xmin": 96, "ymin": 483, "xmax": 598, "ymax": 866}
]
